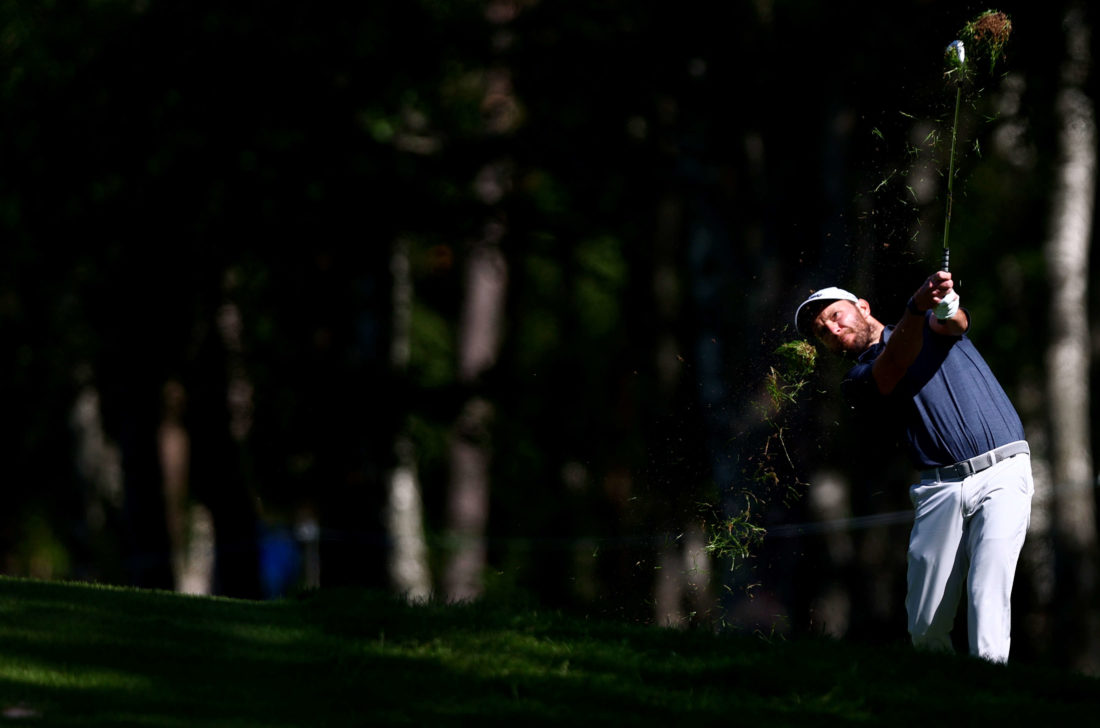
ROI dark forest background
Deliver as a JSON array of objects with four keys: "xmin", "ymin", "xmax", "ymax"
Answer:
[{"xmin": 2, "ymin": 1, "xmax": 1099, "ymax": 671}]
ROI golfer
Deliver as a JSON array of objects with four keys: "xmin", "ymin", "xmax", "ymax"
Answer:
[{"xmin": 795, "ymin": 270, "xmax": 1033, "ymax": 663}]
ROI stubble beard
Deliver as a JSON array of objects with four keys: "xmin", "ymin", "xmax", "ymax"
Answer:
[{"xmin": 839, "ymin": 318, "xmax": 878, "ymax": 358}]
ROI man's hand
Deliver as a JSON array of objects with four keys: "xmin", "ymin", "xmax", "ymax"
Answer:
[
  {"xmin": 912, "ymin": 271, "xmax": 955, "ymax": 312},
  {"xmin": 935, "ymin": 290, "xmax": 960, "ymax": 320},
  {"xmin": 913, "ymin": 270, "xmax": 968, "ymax": 334},
  {"xmin": 874, "ymin": 270, "xmax": 968, "ymax": 394}
]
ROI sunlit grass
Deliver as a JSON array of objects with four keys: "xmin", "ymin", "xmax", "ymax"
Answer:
[
  {"xmin": 1, "ymin": 576, "xmax": 1098, "ymax": 725},
  {"xmin": 0, "ymin": 662, "xmax": 151, "ymax": 691}
]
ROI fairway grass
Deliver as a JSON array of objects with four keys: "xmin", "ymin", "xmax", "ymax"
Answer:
[{"xmin": 1, "ymin": 575, "xmax": 1097, "ymax": 725}]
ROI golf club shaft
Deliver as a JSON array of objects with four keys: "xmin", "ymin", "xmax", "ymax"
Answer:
[{"xmin": 942, "ymin": 83, "xmax": 962, "ymax": 273}]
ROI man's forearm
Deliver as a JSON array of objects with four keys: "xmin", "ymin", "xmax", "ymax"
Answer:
[
  {"xmin": 872, "ymin": 302, "xmax": 927, "ymax": 394},
  {"xmin": 930, "ymin": 304, "xmax": 969, "ymax": 335},
  {"xmin": 871, "ymin": 271, "xmax": 960, "ymax": 393}
]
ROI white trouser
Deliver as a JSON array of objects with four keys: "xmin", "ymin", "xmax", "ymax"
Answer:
[{"xmin": 905, "ymin": 452, "xmax": 1034, "ymax": 663}]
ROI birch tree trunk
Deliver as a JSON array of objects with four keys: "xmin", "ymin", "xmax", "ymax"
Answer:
[
  {"xmin": 1044, "ymin": 2, "xmax": 1098, "ymax": 673},
  {"xmin": 385, "ymin": 238, "xmax": 432, "ymax": 601}
]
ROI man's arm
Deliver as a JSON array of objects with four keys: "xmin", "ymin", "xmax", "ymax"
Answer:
[{"xmin": 872, "ymin": 271, "xmax": 965, "ymax": 394}]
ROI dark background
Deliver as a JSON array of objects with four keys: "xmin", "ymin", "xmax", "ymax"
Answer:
[{"xmin": 1, "ymin": 1, "xmax": 1095, "ymax": 669}]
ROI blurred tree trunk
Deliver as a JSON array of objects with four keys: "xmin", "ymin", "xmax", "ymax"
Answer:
[
  {"xmin": 158, "ymin": 380, "xmax": 215, "ymax": 595},
  {"xmin": 650, "ymin": 188, "xmax": 715, "ymax": 627},
  {"xmin": 70, "ymin": 378, "xmax": 125, "ymax": 580},
  {"xmin": 1044, "ymin": 2, "xmax": 1098, "ymax": 673},
  {"xmin": 189, "ymin": 280, "xmax": 262, "ymax": 600},
  {"xmin": 111, "ymin": 380, "xmax": 175, "ymax": 590},
  {"xmin": 444, "ymin": 222, "xmax": 508, "ymax": 601},
  {"xmin": 386, "ymin": 238, "xmax": 432, "ymax": 601},
  {"xmin": 442, "ymin": 1, "xmax": 517, "ymax": 602},
  {"xmin": 98, "ymin": 302, "xmax": 175, "ymax": 590}
]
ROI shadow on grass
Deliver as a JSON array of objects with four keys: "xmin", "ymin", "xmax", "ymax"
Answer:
[{"xmin": 1, "ymin": 578, "xmax": 1099, "ymax": 726}]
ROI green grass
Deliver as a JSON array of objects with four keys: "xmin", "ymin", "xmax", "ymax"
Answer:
[{"xmin": 1, "ymin": 576, "xmax": 1097, "ymax": 726}]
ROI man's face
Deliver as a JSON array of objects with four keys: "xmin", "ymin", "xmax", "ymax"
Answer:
[{"xmin": 811, "ymin": 299, "xmax": 877, "ymax": 355}]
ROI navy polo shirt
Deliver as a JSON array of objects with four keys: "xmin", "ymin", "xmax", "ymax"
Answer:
[{"xmin": 840, "ymin": 314, "xmax": 1025, "ymax": 470}]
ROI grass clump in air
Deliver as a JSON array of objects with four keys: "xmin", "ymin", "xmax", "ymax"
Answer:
[{"xmin": 703, "ymin": 338, "xmax": 817, "ymax": 570}]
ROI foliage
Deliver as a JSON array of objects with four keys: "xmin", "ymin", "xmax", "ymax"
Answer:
[
  {"xmin": 766, "ymin": 340, "xmax": 818, "ymax": 413},
  {"xmin": 704, "ymin": 340, "xmax": 817, "ymax": 569},
  {"xmin": 961, "ymin": 10, "xmax": 1015, "ymax": 73},
  {"xmin": 702, "ymin": 504, "xmax": 767, "ymax": 570},
  {"xmin": 942, "ymin": 10, "xmax": 1014, "ymax": 263},
  {"xmin": 756, "ymin": 339, "xmax": 817, "ymax": 499},
  {"xmin": 864, "ymin": 8, "xmax": 1024, "ymax": 266}
]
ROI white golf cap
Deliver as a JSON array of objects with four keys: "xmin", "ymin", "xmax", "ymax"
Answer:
[{"xmin": 794, "ymin": 286, "xmax": 859, "ymax": 337}]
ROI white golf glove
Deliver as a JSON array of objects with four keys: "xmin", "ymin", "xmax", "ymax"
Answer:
[{"xmin": 934, "ymin": 290, "xmax": 959, "ymax": 321}]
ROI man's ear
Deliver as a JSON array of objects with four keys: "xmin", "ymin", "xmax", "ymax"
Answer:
[{"xmin": 855, "ymin": 298, "xmax": 872, "ymax": 318}]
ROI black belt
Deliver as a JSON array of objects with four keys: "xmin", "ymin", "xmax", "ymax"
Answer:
[{"xmin": 920, "ymin": 441, "xmax": 1030, "ymax": 482}]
